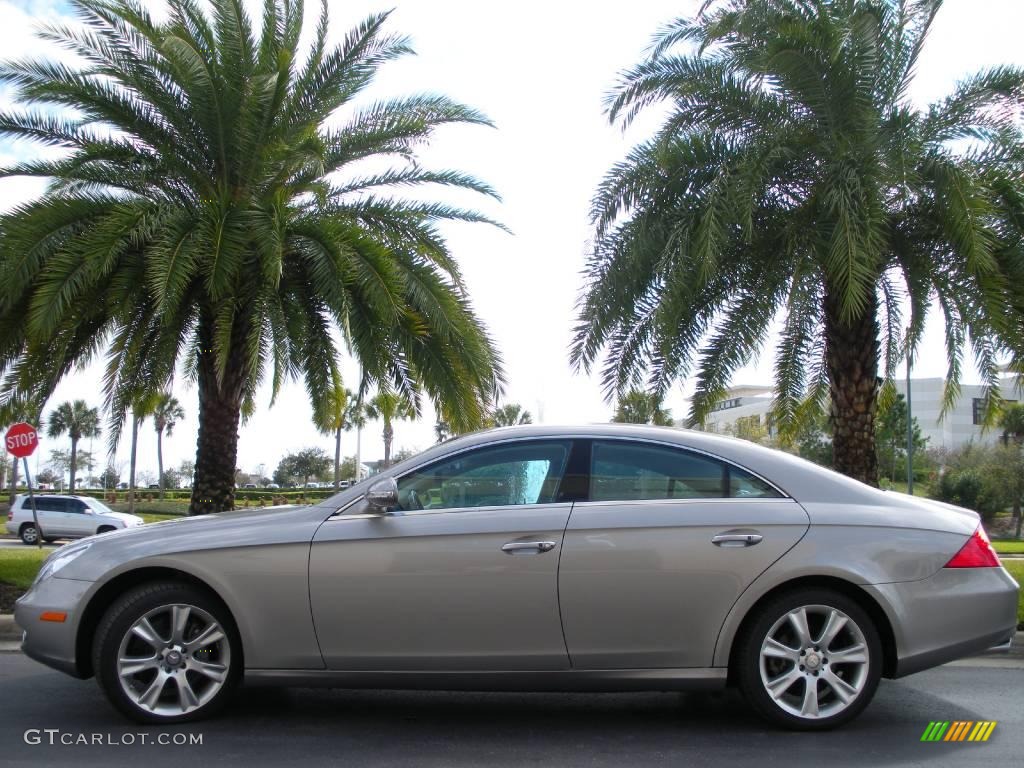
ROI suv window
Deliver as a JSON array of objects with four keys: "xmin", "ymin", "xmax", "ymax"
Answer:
[
  {"xmin": 27, "ymin": 497, "xmax": 67, "ymax": 513},
  {"xmin": 65, "ymin": 499, "xmax": 88, "ymax": 514},
  {"xmin": 396, "ymin": 440, "xmax": 572, "ymax": 512},
  {"xmin": 589, "ymin": 441, "xmax": 782, "ymax": 501}
]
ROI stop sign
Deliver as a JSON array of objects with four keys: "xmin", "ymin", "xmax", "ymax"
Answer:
[{"xmin": 5, "ymin": 422, "xmax": 39, "ymax": 458}]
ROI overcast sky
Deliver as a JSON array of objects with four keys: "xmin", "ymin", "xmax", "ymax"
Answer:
[{"xmin": 1, "ymin": 0, "xmax": 1023, "ymax": 480}]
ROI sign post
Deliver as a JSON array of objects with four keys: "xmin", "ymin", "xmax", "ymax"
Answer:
[{"xmin": 5, "ymin": 422, "xmax": 42, "ymax": 549}]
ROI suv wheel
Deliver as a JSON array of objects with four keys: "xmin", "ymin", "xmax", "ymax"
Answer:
[
  {"xmin": 735, "ymin": 588, "xmax": 882, "ymax": 730},
  {"xmin": 93, "ymin": 581, "xmax": 241, "ymax": 723},
  {"xmin": 19, "ymin": 523, "xmax": 39, "ymax": 545}
]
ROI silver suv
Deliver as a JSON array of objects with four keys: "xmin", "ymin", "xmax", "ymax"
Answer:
[{"xmin": 6, "ymin": 495, "xmax": 144, "ymax": 544}]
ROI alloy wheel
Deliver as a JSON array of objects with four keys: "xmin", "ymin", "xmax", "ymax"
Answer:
[
  {"xmin": 116, "ymin": 603, "xmax": 231, "ymax": 717},
  {"xmin": 758, "ymin": 604, "xmax": 870, "ymax": 719}
]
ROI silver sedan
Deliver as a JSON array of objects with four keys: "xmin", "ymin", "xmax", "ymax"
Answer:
[{"xmin": 14, "ymin": 425, "xmax": 1019, "ymax": 729}]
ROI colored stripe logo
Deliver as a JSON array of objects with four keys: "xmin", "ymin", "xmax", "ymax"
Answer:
[{"xmin": 921, "ymin": 721, "xmax": 996, "ymax": 742}]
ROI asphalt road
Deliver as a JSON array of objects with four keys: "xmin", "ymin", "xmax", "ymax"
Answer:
[{"xmin": 0, "ymin": 653, "xmax": 1021, "ymax": 768}]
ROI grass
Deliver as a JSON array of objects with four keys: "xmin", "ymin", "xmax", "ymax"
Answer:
[
  {"xmin": 993, "ymin": 540, "xmax": 1024, "ymax": 555},
  {"xmin": 0, "ymin": 548, "xmax": 50, "ymax": 590},
  {"xmin": 1002, "ymin": 560, "xmax": 1024, "ymax": 629}
]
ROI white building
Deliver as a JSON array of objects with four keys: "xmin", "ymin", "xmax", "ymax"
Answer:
[{"xmin": 698, "ymin": 376, "xmax": 1021, "ymax": 451}]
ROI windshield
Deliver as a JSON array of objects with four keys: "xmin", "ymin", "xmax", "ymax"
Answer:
[{"xmin": 84, "ymin": 497, "xmax": 116, "ymax": 515}]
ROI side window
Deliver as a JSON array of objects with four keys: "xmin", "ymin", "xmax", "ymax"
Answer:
[
  {"xmin": 67, "ymin": 500, "xmax": 88, "ymax": 514},
  {"xmin": 729, "ymin": 467, "xmax": 783, "ymax": 498},
  {"xmin": 32, "ymin": 498, "xmax": 66, "ymax": 513},
  {"xmin": 590, "ymin": 441, "xmax": 727, "ymax": 501},
  {"xmin": 395, "ymin": 441, "xmax": 572, "ymax": 512}
]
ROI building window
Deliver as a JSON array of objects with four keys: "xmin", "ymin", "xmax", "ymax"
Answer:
[
  {"xmin": 711, "ymin": 397, "xmax": 742, "ymax": 413},
  {"xmin": 974, "ymin": 398, "xmax": 1018, "ymax": 425}
]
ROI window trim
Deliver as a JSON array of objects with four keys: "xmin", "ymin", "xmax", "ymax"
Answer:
[{"xmin": 327, "ymin": 434, "xmax": 790, "ymax": 519}]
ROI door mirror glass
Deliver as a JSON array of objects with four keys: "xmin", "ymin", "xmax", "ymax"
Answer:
[{"xmin": 364, "ymin": 477, "xmax": 399, "ymax": 512}]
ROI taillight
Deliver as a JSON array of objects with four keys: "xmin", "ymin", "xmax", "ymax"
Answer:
[
  {"xmin": 5, "ymin": 511, "xmax": 11, "ymax": 522},
  {"xmin": 945, "ymin": 526, "xmax": 1001, "ymax": 568}
]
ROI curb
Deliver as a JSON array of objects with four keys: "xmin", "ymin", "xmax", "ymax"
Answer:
[{"xmin": 0, "ymin": 613, "xmax": 20, "ymax": 641}]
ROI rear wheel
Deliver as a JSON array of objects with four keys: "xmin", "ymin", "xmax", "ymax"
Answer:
[
  {"xmin": 19, "ymin": 524, "xmax": 38, "ymax": 545},
  {"xmin": 93, "ymin": 581, "xmax": 240, "ymax": 723},
  {"xmin": 735, "ymin": 588, "xmax": 881, "ymax": 730}
]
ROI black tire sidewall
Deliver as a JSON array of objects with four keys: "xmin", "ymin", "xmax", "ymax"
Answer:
[
  {"xmin": 93, "ymin": 581, "xmax": 241, "ymax": 724},
  {"xmin": 736, "ymin": 588, "xmax": 882, "ymax": 730}
]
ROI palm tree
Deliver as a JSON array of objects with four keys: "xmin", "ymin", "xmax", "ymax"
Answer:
[
  {"xmin": 0, "ymin": 0, "xmax": 504, "ymax": 514},
  {"xmin": 490, "ymin": 403, "xmax": 533, "ymax": 426},
  {"xmin": 45, "ymin": 400, "xmax": 101, "ymax": 491},
  {"xmin": 1001, "ymin": 402, "xmax": 1024, "ymax": 445},
  {"xmin": 366, "ymin": 390, "xmax": 415, "ymax": 467},
  {"xmin": 572, "ymin": 0, "xmax": 1024, "ymax": 486},
  {"xmin": 612, "ymin": 389, "xmax": 674, "ymax": 426},
  {"xmin": 313, "ymin": 384, "xmax": 365, "ymax": 489},
  {"xmin": 152, "ymin": 392, "xmax": 185, "ymax": 498}
]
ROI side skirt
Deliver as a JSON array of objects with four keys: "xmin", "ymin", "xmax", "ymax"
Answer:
[{"xmin": 242, "ymin": 667, "xmax": 728, "ymax": 692}]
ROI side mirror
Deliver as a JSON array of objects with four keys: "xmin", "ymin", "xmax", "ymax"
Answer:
[{"xmin": 364, "ymin": 476, "xmax": 399, "ymax": 512}]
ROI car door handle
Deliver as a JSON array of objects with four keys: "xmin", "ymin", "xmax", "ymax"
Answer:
[
  {"xmin": 711, "ymin": 533, "xmax": 763, "ymax": 547},
  {"xmin": 501, "ymin": 541, "xmax": 557, "ymax": 554}
]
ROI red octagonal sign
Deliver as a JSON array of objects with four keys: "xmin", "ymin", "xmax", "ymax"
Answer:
[{"xmin": 5, "ymin": 422, "xmax": 39, "ymax": 458}]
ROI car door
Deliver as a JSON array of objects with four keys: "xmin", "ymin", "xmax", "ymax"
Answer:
[
  {"xmin": 309, "ymin": 439, "xmax": 577, "ymax": 671},
  {"xmin": 30, "ymin": 497, "xmax": 67, "ymax": 537},
  {"xmin": 558, "ymin": 439, "xmax": 809, "ymax": 669},
  {"xmin": 63, "ymin": 499, "xmax": 95, "ymax": 535}
]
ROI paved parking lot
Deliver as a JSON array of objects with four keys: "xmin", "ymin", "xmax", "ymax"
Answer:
[{"xmin": 0, "ymin": 651, "xmax": 1021, "ymax": 768}]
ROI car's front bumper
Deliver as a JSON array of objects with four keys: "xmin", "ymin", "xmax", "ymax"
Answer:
[
  {"xmin": 14, "ymin": 576, "xmax": 94, "ymax": 679},
  {"xmin": 865, "ymin": 565, "xmax": 1020, "ymax": 678}
]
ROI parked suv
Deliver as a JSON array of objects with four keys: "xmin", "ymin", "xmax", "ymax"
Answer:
[{"xmin": 6, "ymin": 495, "xmax": 144, "ymax": 545}]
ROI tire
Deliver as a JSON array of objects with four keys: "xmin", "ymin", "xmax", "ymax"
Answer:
[
  {"xmin": 19, "ymin": 524, "xmax": 38, "ymax": 545},
  {"xmin": 734, "ymin": 588, "xmax": 882, "ymax": 730},
  {"xmin": 93, "ymin": 581, "xmax": 241, "ymax": 724}
]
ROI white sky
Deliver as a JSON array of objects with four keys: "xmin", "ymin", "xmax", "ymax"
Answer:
[{"xmin": 1, "ymin": 0, "xmax": 1022, "ymax": 479}]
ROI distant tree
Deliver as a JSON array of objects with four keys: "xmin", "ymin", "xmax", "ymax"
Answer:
[
  {"xmin": 367, "ymin": 391, "xmax": 416, "ymax": 467},
  {"xmin": 434, "ymin": 421, "xmax": 452, "ymax": 444},
  {"xmin": 727, "ymin": 415, "xmax": 770, "ymax": 444},
  {"xmin": 101, "ymin": 464, "xmax": 120, "ymax": 490},
  {"xmin": 875, "ymin": 394, "xmax": 928, "ymax": 482},
  {"xmin": 151, "ymin": 393, "xmax": 185, "ymax": 498},
  {"xmin": 489, "ymin": 403, "xmax": 532, "ymax": 427},
  {"xmin": 1002, "ymin": 403, "xmax": 1024, "ymax": 445},
  {"xmin": 612, "ymin": 390, "xmax": 673, "ymax": 426},
  {"xmin": 136, "ymin": 470, "xmax": 156, "ymax": 487},
  {"xmin": 391, "ymin": 447, "xmax": 420, "ymax": 464},
  {"xmin": 36, "ymin": 468, "xmax": 58, "ymax": 486},
  {"xmin": 313, "ymin": 384, "xmax": 365, "ymax": 489},
  {"xmin": 46, "ymin": 400, "xmax": 101, "ymax": 491},
  {"xmin": 276, "ymin": 448, "xmax": 332, "ymax": 488},
  {"xmin": 161, "ymin": 469, "xmax": 182, "ymax": 491},
  {"xmin": 178, "ymin": 460, "xmax": 196, "ymax": 488}
]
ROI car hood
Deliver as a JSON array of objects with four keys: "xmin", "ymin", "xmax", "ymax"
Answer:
[
  {"xmin": 56, "ymin": 504, "xmax": 331, "ymax": 582},
  {"xmin": 101, "ymin": 511, "xmax": 144, "ymax": 525}
]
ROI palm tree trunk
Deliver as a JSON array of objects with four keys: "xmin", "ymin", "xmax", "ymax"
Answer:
[
  {"xmin": 190, "ymin": 318, "xmax": 244, "ymax": 515},
  {"xmin": 128, "ymin": 416, "xmax": 139, "ymax": 514},
  {"xmin": 334, "ymin": 426, "xmax": 342, "ymax": 490},
  {"xmin": 156, "ymin": 428, "xmax": 165, "ymax": 500},
  {"xmin": 383, "ymin": 421, "xmax": 394, "ymax": 467},
  {"xmin": 824, "ymin": 287, "xmax": 880, "ymax": 487},
  {"xmin": 69, "ymin": 435, "xmax": 79, "ymax": 492}
]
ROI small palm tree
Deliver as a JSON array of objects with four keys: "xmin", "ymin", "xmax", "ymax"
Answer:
[
  {"xmin": 152, "ymin": 393, "xmax": 185, "ymax": 498},
  {"xmin": 313, "ymin": 384, "xmax": 365, "ymax": 489},
  {"xmin": 366, "ymin": 390, "xmax": 415, "ymax": 467},
  {"xmin": 490, "ymin": 403, "xmax": 533, "ymax": 426},
  {"xmin": 0, "ymin": 0, "xmax": 504, "ymax": 514},
  {"xmin": 612, "ymin": 390, "xmax": 674, "ymax": 426},
  {"xmin": 573, "ymin": 0, "xmax": 1024, "ymax": 486},
  {"xmin": 45, "ymin": 400, "xmax": 101, "ymax": 491},
  {"xmin": 1001, "ymin": 403, "xmax": 1024, "ymax": 445}
]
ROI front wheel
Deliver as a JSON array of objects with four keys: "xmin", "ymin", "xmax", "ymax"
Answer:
[
  {"xmin": 734, "ymin": 588, "xmax": 882, "ymax": 730},
  {"xmin": 93, "ymin": 581, "xmax": 241, "ymax": 723}
]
